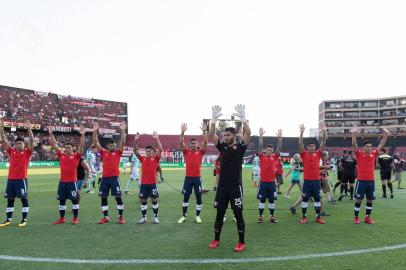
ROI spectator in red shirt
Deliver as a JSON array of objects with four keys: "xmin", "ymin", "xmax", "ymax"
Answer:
[
  {"xmin": 0, "ymin": 119, "xmax": 34, "ymax": 227},
  {"xmin": 48, "ymin": 125, "xmax": 85, "ymax": 225}
]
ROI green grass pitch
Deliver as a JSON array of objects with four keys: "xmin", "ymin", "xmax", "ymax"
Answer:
[{"xmin": 0, "ymin": 168, "xmax": 405, "ymax": 270}]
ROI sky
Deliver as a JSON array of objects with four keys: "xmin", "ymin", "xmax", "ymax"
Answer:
[{"xmin": 1, "ymin": 1, "xmax": 405, "ymax": 137}]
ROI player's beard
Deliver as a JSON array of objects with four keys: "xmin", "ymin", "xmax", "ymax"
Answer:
[{"xmin": 226, "ymin": 137, "xmax": 235, "ymax": 146}]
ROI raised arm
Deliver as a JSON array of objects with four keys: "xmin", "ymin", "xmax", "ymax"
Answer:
[
  {"xmin": 179, "ymin": 123, "xmax": 187, "ymax": 151},
  {"xmin": 209, "ymin": 105, "xmax": 222, "ymax": 144},
  {"xmin": 78, "ymin": 125, "xmax": 85, "ymax": 155},
  {"xmin": 48, "ymin": 126, "xmax": 59, "ymax": 151},
  {"xmin": 81, "ymin": 159, "xmax": 91, "ymax": 180},
  {"xmin": 285, "ymin": 168, "xmax": 292, "ymax": 178},
  {"xmin": 236, "ymin": 128, "xmax": 244, "ymax": 143},
  {"xmin": 258, "ymin": 128, "xmax": 265, "ymax": 155},
  {"xmin": 376, "ymin": 127, "xmax": 389, "ymax": 153},
  {"xmin": 25, "ymin": 120, "xmax": 34, "ymax": 151},
  {"xmin": 133, "ymin": 133, "xmax": 142, "ymax": 159},
  {"xmin": 92, "ymin": 122, "xmax": 102, "ymax": 151},
  {"xmin": 200, "ymin": 122, "xmax": 208, "ymax": 152},
  {"xmin": 350, "ymin": 126, "xmax": 360, "ymax": 153},
  {"xmin": 233, "ymin": 104, "xmax": 251, "ymax": 145},
  {"xmin": 275, "ymin": 129, "xmax": 283, "ymax": 155},
  {"xmin": 319, "ymin": 127, "xmax": 327, "ymax": 153},
  {"xmin": 119, "ymin": 121, "xmax": 126, "ymax": 151},
  {"xmin": 299, "ymin": 124, "xmax": 305, "ymax": 153},
  {"xmin": 242, "ymin": 121, "xmax": 251, "ymax": 145},
  {"xmin": 153, "ymin": 131, "xmax": 163, "ymax": 155},
  {"xmin": 0, "ymin": 119, "xmax": 11, "ymax": 150}
]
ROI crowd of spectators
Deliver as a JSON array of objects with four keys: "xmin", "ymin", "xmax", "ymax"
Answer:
[{"xmin": 0, "ymin": 86, "xmax": 127, "ymax": 133}]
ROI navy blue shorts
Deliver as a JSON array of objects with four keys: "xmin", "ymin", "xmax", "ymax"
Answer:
[
  {"xmin": 182, "ymin": 177, "xmax": 202, "ymax": 196},
  {"xmin": 4, "ymin": 179, "xmax": 28, "ymax": 199},
  {"xmin": 302, "ymin": 180, "xmax": 321, "ymax": 202},
  {"xmin": 57, "ymin": 182, "xmax": 78, "ymax": 201},
  {"xmin": 214, "ymin": 184, "xmax": 244, "ymax": 211},
  {"xmin": 355, "ymin": 180, "xmax": 375, "ymax": 200},
  {"xmin": 76, "ymin": 180, "xmax": 85, "ymax": 190},
  {"xmin": 99, "ymin": 177, "xmax": 122, "ymax": 197},
  {"xmin": 139, "ymin": 184, "xmax": 159, "ymax": 199},
  {"xmin": 257, "ymin": 181, "xmax": 277, "ymax": 201},
  {"xmin": 291, "ymin": 179, "xmax": 301, "ymax": 184}
]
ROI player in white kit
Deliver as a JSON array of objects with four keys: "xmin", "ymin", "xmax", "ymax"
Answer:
[
  {"xmin": 252, "ymin": 154, "xmax": 260, "ymax": 187},
  {"xmin": 125, "ymin": 153, "xmax": 140, "ymax": 195},
  {"xmin": 86, "ymin": 146, "xmax": 102, "ymax": 194}
]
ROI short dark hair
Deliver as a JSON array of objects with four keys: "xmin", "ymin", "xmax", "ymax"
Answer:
[
  {"xmin": 145, "ymin": 145, "xmax": 153, "ymax": 150},
  {"xmin": 108, "ymin": 139, "xmax": 116, "ymax": 144},
  {"xmin": 307, "ymin": 141, "xmax": 316, "ymax": 146},
  {"xmin": 65, "ymin": 143, "xmax": 73, "ymax": 147},
  {"xmin": 363, "ymin": 140, "xmax": 372, "ymax": 146},
  {"xmin": 342, "ymin": 150, "xmax": 348, "ymax": 154},
  {"xmin": 380, "ymin": 148, "xmax": 386, "ymax": 153},
  {"xmin": 348, "ymin": 150, "xmax": 353, "ymax": 155},
  {"xmin": 190, "ymin": 138, "xmax": 197, "ymax": 142},
  {"xmin": 14, "ymin": 137, "xmax": 24, "ymax": 143},
  {"xmin": 266, "ymin": 144, "xmax": 273, "ymax": 148},
  {"xmin": 224, "ymin": 127, "xmax": 236, "ymax": 134}
]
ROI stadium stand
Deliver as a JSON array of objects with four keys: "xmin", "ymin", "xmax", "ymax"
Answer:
[
  {"xmin": 0, "ymin": 85, "xmax": 127, "ymax": 161},
  {"xmin": 0, "ymin": 85, "xmax": 127, "ymax": 134}
]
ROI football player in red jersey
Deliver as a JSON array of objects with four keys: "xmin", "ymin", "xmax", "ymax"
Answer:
[
  {"xmin": 49, "ymin": 125, "xmax": 85, "ymax": 225},
  {"xmin": 299, "ymin": 124, "xmax": 327, "ymax": 225},
  {"xmin": 133, "ymin": 132, "xmax": 163, "ymax": 224},
  {"xmin": 213, "ymin": 156, "xmax": 221, "ymax": 191},
  {"xmin": 256, "ymin": 127, "xmax": 282, "ymax": 224},
  {"xmin": 275, "ymin": 156, "xmax": 284, "ymax": 194},
  {"xmin": 0, "ymin": 119, "xmax": 33, "ymax": 227},
  {"xmin": 93, "ymin": 122, "xmax": 126, "ymax": 225},
  {"xmin": 177, "ymin": 122, "xmax": 208, "ymax": 224},
  {"xmin": 351, "ymin": 126, "xmax": 389, "ymax": 224}
]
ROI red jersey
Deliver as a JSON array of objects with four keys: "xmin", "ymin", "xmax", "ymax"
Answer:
[
  {"xmin": 275, "ymin": 157, "xmax": 283, "ymax": 175},
  {"xmin": 139, "ymin": 154, "xmax": 161, "ymax": 184},
  {"xmin": 300, "ymin": 150, "xmax": 322, "ymax": 180},
  {"xmin": 259, "ymin": 153, "xmax": 277, "ymax": 182},
  {"xmin": 183, "ymin": 148, "xmax": 205, "ymax": 177},
  {"xmin": 215, "ymin": 159, "xmax": 221, "ymax": 174},
  {"xmin": 57, "ymin": 150, "xmax": 81, "ymax": 182},
  {"xmin": 355, "ymin": 149, "xmax": 378, "ymax": 181},
  {"xmin": 100, "ymin": 149, "xmax": 123, "ymax": 178},
  {"xmin": 7, "ymin": 147, "xmax": 32, "ymax": 180}
]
